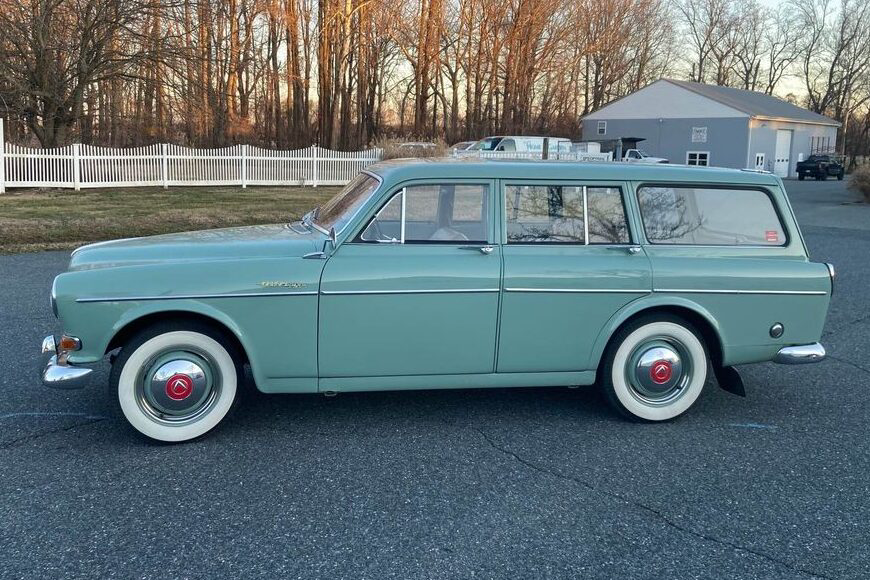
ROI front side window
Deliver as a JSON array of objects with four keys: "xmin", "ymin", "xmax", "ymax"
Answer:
[
  {"xmin": 505, "ymin": 184, "xmax": 629, "ymax": 244},
  {"xmin": 637, "ymin": 185, "xmax": 785, "ymax": 246},
  {"xmin": 359, "ymin": 184, "xmax": 488, "ymax": 243}
]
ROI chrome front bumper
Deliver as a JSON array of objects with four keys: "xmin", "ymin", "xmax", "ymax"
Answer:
[
  {"xmin": 773, "ymin": 342, "xmax": 826, "ymax": 364},
  {"xmin": 41, "ymin": 335, "xmax": 93, "ymax": 389}
]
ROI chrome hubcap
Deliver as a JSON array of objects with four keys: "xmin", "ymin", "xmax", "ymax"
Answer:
[
  {"xmin": 137, "ymin": 349, "xmax": 220, "ymax": 424},
  {"xmin": 627, "ymin": 339, "xmax": 691, "ymax": 404}
]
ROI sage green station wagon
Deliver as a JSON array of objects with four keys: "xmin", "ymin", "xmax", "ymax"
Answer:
[{"xmin": 41, "ymin": 159, "xmax": 833, "ymax": 442}]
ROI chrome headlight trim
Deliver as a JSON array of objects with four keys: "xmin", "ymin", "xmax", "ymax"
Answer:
[{"xmin": 50, "ymin": 278, "xmax": 58, "ymax": 318}]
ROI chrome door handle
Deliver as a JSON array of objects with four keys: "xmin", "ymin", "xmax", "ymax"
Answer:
[
  {"xmin": 606, "ymin": 246, "xmax": 642, "ymax": 255},
  {"xmin": 460, "ymin": 245, "xmax": 495, "ymax": 254}
]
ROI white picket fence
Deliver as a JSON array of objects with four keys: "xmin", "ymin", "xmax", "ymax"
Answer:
[{"xmin": 0, "ymin": 120, "xmax": 382, "ymax": 193}]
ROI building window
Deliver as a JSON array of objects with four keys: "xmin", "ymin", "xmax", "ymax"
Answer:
[
  {"xmin": 636, "ymin": 186, "xmax": 786, "ymax": 246},
  {"xmin": 597, "ymin": 121, "xmax": 607, "ymax": 135},
  {"xmin": 686, "ymin": 151, "xmax": 709, "ymax": 166}
]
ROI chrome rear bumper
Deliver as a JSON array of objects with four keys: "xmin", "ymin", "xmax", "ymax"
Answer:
[
  {"xmin": 41, "ymin": 335, "xmax": 93, "ymax": 389},
  {"xmin": 773, "ymin": 343, "xmax": 826, "ymax": 364}
]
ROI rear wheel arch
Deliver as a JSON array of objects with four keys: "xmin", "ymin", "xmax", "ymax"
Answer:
[{"xmin": 590, "ymin": 300, "xmax": 725, "ymax": 375}]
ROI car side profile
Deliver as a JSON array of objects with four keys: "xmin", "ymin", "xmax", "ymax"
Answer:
[{"xmin": 41, "ymin": 159, "xmax": 833, "ymax": 442}]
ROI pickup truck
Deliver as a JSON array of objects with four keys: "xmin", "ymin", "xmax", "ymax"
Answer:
[
  {"xmin": 796, "ymin": 155, "xmax": 845, "ymax": 181},
  {"xmin": 623, "ymin": 149, "xmax": 669, "ymax": 164}
]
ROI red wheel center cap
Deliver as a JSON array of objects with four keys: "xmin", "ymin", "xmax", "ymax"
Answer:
[
  {"xmin": 166, "ymin": 373, "xmax": 194, "ymax": 400},
  {"xmin": 650, "ymin": 360, "xmax": 673, "ymax": 385}
]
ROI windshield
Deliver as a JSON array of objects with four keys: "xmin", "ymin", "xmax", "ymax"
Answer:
[
  {"xmin": 637, "ymin": 150, "xmax": 650, "ymax": 158},
  {"xmin": 470, "ymin": 137, "xmax": 503, "ymax": 151},
  {"xmin": 313, "ymin": 173, "xmax": 380, "ymax": 233}
]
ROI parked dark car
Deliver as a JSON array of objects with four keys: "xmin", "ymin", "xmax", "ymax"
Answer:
[{"xmin": 796, "ymin": 155, "xmax": 845, "ymax": 181}]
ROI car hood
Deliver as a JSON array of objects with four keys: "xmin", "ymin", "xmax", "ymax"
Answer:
[{"xmin": 68, "ymin": 223, "xmax": 324, "ymax": 271}]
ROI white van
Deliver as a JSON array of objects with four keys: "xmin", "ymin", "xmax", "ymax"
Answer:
[{"xmin": 469, "ymin": 136, "xmax": 572, "ymax": 155}]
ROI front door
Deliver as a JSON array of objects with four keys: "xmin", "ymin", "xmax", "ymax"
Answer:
[
  {"xmin": 774, "ymin": 130, "xmax": 792, "ymax": 177},
  {"xmin": 497, "ymin": 180, "xmax": 652, "ymax": 373},
  {"xmin": 318, "ymin": 180, "xmax": 501, "ymax": 381}
]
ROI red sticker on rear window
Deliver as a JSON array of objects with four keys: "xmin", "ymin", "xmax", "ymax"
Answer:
[{"xmin": 765, "ymin": 230, "xmax": 779, "ymax": 242}]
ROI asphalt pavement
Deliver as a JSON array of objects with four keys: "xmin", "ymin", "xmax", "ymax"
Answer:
[{"xmin": 1, "ymin": 179, "xmax": 868, "ymax": 579}]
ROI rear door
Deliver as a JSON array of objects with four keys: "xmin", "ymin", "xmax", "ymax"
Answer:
[{"xmin": 497, "ymin": 180, "xmax": 652, "ymax": 373}]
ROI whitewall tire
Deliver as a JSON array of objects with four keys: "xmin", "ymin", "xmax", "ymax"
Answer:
[
  {"xmin": 111, "ymin": 326, "xmax": 240, "ymax": 442},
  {"xmin": 601, "ymin": 316, "xmax": 708, "ymax": 421}
]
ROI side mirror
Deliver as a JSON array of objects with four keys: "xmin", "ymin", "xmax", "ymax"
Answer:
[
  {"xmin": 305, "ymin": 228, "xmax": 338, "ymax": 260},
  {"xmin": 322, "ymin": 227, "xmax": 337, "ymax": 254}
]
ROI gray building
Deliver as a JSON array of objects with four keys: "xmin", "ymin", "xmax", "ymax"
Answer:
[{"xmin": 581, "ymin": 79, "xmax": 840, "ymax": 177}]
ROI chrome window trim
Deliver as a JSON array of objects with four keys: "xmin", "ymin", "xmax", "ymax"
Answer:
[
  {"xmin": 76, "ymin": 291, "xmax": 318, "ymax": 303},
  {"xmin": 320, "ymin": 288, "xmax": 499, "ymax": 296},
  {"xmin": 582, "ymin": 185, "xmax": 589, "ymax": 245},
  {"xmin": 505, "ymin": 288, "xmax": 649, "ymax": 294},
  {"xmin": 653, "ymin": 288, "xmax": 826, "ymax": 296}
]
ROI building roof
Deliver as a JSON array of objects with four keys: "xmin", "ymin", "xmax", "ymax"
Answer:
[{"xmin": 662, "ymin": 80, "xmax": 839, "ymax": 126}]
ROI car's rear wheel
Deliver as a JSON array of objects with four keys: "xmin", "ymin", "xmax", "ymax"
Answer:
[
  {"xmin": 600, "ymin": 315, "xmax": 708, "ymax": 421},
  {"xmin": 110, "ymin": 323, "xmax": 241, "ymax": 442},
  {"xmin": 798, "ymin": 174, "xmax": 805, "ymax": 180},
  {"xmin": 837, "ymin": 172, "xmax": 844, "ymax": 181}
]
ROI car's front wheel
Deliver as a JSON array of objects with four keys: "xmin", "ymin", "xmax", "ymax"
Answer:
[
  {"xmin": 600, "ymin": 315, "xmax": 708, "ymax": 421},
  {"xmin": 110, "ymin": 323, "xmax": 241, "ymax": 442}
]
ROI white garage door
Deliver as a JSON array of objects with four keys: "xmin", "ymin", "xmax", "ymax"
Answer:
[{"xmin": 774, "ymin": 130, "xmax": 792, "ymax": 177}]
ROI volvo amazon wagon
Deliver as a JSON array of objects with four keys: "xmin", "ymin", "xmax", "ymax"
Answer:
[{"xmin": 41, "ymin": 159, "xmax": 833, "ymax": 442}]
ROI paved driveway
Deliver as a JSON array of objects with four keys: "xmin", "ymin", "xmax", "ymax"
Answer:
[{"xmin": 1, "ymin": 181, "xmax": 868, "ymax": 579}]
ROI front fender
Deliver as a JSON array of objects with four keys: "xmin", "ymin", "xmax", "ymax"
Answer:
[{"xmin": 66, "ymin": 299, "xmax": 254, "ymax": 366}]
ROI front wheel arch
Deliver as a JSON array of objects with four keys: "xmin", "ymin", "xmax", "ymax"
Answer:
[{"xmin": 106, "ymin": 310, "xmax": 250, "ymax": 369}]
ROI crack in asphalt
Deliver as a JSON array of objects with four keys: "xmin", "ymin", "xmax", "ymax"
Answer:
[
  {"xmin": 822, "ymin": 312, "xmax": 870, "ymax": 338},
  {"xmin": 826, "ymin": 355, "xmax": 870, "ymax": 377},
  {"xmin": 0, "ymin": 417, "xmax": 109, "ymax": 450},
  {"xmin": 473, "ymin": 427, "xmax": 835, "ymax": 580}
]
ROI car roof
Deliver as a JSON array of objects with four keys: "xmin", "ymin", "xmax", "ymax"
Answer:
[{"xmin": 365, "ymin": 157, "xmax": 780, "ymax": 186}]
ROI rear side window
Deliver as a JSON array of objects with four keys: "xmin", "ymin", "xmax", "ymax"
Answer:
[
  {"xmin": 637, "ymin": 185, "xmax": 786, "ymax": 246},
  {"xmin": 504, "ymin": 184, "xmax": 629, "ymax": 244}
]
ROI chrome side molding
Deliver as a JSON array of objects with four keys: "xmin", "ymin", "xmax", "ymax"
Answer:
[
  {"xmin": 773, "ymin": 343, "xmax": 826, "ymax": 364},
  {"xmin": 825, "ymin": 263, "xmax": 835, "ymax": 296}
]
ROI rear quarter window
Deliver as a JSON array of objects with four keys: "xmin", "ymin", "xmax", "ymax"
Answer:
[{"xmin": 636, "ymin": 185, "xmax": 786, "ymax": 246}]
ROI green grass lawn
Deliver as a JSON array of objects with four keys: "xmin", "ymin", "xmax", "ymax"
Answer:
[{"xmin": 0, "ymin": 185, "xmax": 342, "ymax": 254}]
